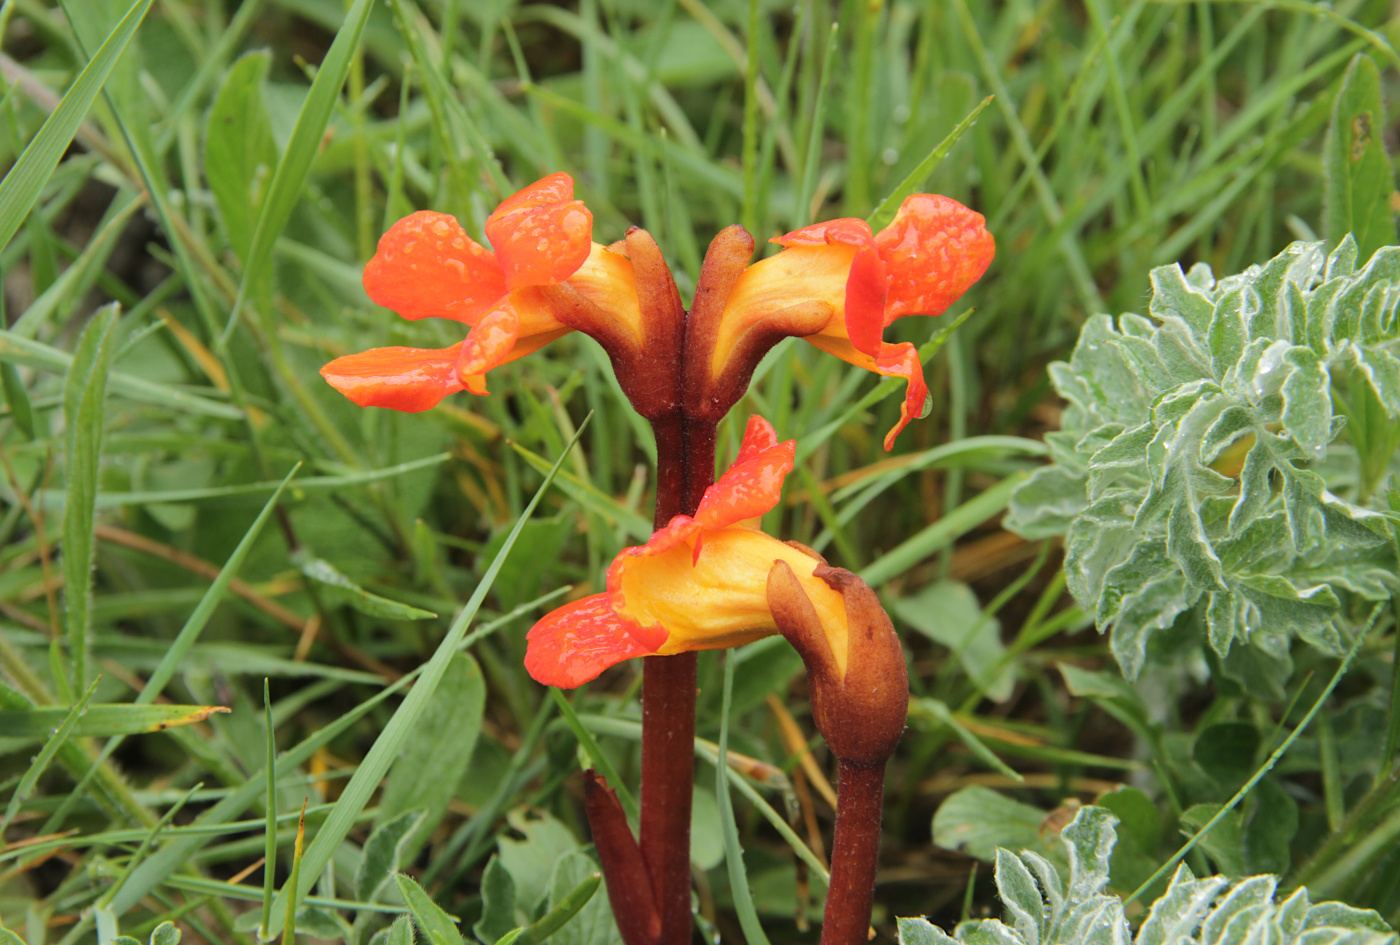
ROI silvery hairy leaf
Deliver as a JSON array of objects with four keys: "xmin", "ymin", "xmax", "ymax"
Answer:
[
  {"xmin": 1007, "ymin": 238, "xmax": 1400, "ymax": 678},
  {"xmin": 898, "ymin": 807, "xmax": 1396, "ymax": 945}
]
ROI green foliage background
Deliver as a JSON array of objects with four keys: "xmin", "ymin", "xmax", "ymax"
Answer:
[{"xmin": 2, "ymin": 0, "xmax": 1400, "ymax": 942}]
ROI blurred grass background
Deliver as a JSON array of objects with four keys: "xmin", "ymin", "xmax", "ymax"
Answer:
[{"xmin": 2, "ymin": 0, "xmax": 1398, "ymax": 942}]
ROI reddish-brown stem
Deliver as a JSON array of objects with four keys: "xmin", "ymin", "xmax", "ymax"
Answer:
[
  {"xmin": 823, "ymin": 760, "xmax": 888, "ymax": 945},
  {"xmin": 638, "ymin": 414, "xmax": 716, "ymax": 945},
  {"xmin": 651, "ymin": 412, "xmax": 687, "ymax": 527},
  {"xmin": 639, "ymin": 652, "xmax": 698, "ymax": 944}
]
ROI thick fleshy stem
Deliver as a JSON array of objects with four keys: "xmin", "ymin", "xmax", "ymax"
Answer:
[
  {"xmin": 823, "ymin": 761, "xmax": 887, "ymax": 945},
  {"xmin": 638, "ymin": 413, "xmax": 716, "ymax": 945},
  {"xmin": 767, "ymin": 562, "xmax": 908, "ymax": 945}
]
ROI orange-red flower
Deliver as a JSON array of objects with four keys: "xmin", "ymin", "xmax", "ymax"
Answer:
[
  {"xmin": 320, "ymin": 173, "xmax": 641, "ymax": 410},
  {"xmin": 685, "ymin": 195, "xmax": 994, "ymax": 450},
  {"xmin": 525, "ymin": 415, "xmax": 852, "ymax": 688}
]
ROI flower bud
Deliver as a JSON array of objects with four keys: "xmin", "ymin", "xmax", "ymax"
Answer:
[{"xmin": 766, "ymin": 561, "xmax": 908, "ymax": 766}]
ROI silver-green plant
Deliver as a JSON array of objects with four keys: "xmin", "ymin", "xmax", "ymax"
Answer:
[
  {"xmin": 897, "ymin": 807, "xmax": 1398, "ymax": 945},
  {"xmin": 1007, "ymin": 237, "xmax": 1400, "ymax": 681}
]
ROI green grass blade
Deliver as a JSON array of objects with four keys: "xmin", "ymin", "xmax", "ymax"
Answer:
[
  {"xmin": 62, "ymin": 305, "xmax": 118, "ymax": 693},
  {"xmin": 139, "ymin": 464, "xmax": 300, "ymax": 705},
  {"xmin": 795, "ymin": 23, "xmax": 839, "ymax": 227},
  {"xmin": 0, "ymin": 704, "xmax": 230, "ymax": 738},
  {"xmin": 109, "ymin": 672, "xmax": 416, "ymax": 913},
  {"xmin": 0, "ymin": 0, "xmax": 154, "ymax": 250},
  {"xmin": 219, "ymin": 0, "xmax": 379, "ymax": 345},
  {"xmin": 0, "ymin": 328, "xmax": 245, "ymax": 419},
  {"xmin": 867, "ymin": 96, "xmax": 993, "ymax": 231},
  {"xmin": 1125, "ymin": 604, "xmax": 1380, "ymax": 905},
  {"xmin": 261, "ymin": 416, "xmax": 590, "ymax": 938},
  {"xmin": 261, "ymin": 679, "xmax": 277, "ymax": 939},
  {"xmin": 548, "ymin": 689, "xmax": 638, "ymax": 822},
  {"xmin": 858, "ymin": 472, "xmax": 1026, "ymax": 587},
  {"xmin": 515, "ymin": 872, "xmax": 601, "ymax": 945},
  {"xmin": 715, "ymin": 655, "xmax": 772, "ymax": 945},
  {"xmin": 0, "ymin": 677, "xmax": 98, "ymax": 838}
]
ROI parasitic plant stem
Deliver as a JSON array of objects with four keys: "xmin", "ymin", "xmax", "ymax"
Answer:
[{"xmin": 823, "ymin": 760, "xmax": 888, "ymax": 945}]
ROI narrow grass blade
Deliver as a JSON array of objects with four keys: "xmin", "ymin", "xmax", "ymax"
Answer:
[
  {"xmin": 739, "ymin": 0, "xmax": 761, "ymax": 235},
  {"xmin": 0, "ymin": 328, "xmax": 244, "ymax": 419},
  {"xmin": 911, "ymin": 698, "xmax": 1022, "ymax": 782},
  {"xmin": 220, "ymin": 0, "xmax": 379, "ymax": 344},
  {"xmin": 63, "ymin": 306, "xmax": 119, "ymax": 693},
  {"xmin": 261, "ymin": 417, "xmax": 590, "ymax": 938},
  {"xmin": 795, "ymin": 23, "xmax": 839, "ymax": 227},
  {"xmin": 515, "ymin": 872, "xmax": 601, "ymax": 945},
  {"xmin": 549, "ymin": 688, "xmax": 638, "ymax": 822},
  {"xmin": 110, "ymin": 672, "xmax": 414, "ymax": 913},
  {"xmin": 867, "ymin": 96, "xmax": 993, "ymax": 231},
  {"xmin": 281, "ymin": 801, "xmax": 307, "ymax": 945},
  {"xmin": 94, "ymin": 781, "xmax": 202, "ymax": 933},
  {"xmin": 858, "ymin": 472, "xmax": 1026, "ymax": 587},
  {"xmin": 796, "ymin": 307, "xmax": 976, "ymax": 461},
  {"xmin": 716, "ymin": 655, "xmax": 772, "ymax": 945},
  {"xmin": 1124, "ymin": 605, "xmax": 1380, "ymax": 905},
  {"xmin": 573, "ymin": 712, "xmax": 830, "ymax": 883},
  {"xmin": 0, "ymin": 677, "xmax": 98, "ymax": 838},
  {"xmin": 38, "ymin": 465, "xmax": 300, "ymax": 835},
  {"xmin": 0, "ymin": 360, "xmax": 35, "ymax": 440},
  {"xmin": 261, "ymin": 679, "xmax": 277, "ymax": 939},
  {"xmin": 0, "ymin": 0, "xmax": 154, "ymax": 250},
  {"xmin": 0, "ymin": 704, "xmax": 229, "ymax": 739}
]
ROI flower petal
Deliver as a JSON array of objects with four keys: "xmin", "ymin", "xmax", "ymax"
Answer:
[
  {"xmin": 805, "ymin": 335, "xmax": 929, "ymax": 451},
  {"xmin": 693, "ymin": 415, "xmax": 796, "ymax": 530},
  {"xmin": 456, "ymin": 302, "xmax": 520, "ymax": 395},
  {"xmin": 875, "ymin": 194, "xmax": 995, "ymax": 322},
  {"xmin": 611, "ymin": 528, "xmax": 848, "ymax": 665},
  {"xmin": 485, "ymin": 173, "xmax": 594, "ymax": 290},
  {"xmin": 844, "ymin": 240, "xmax": 888, "ymax": 358},
  {"xmin": 773, "ymin": 217, "xmax": 874, "ymax": 249},
  {"xmin": 362, "ymin": 211, "xmax": 506, "ymax": 323},
  {"xmin": 524, "ymin": 593, "xmax": 666, "ymax": 688},
  {"xmin": 320, "ymin": 343, "xmax": 464, "ymax": 412}
]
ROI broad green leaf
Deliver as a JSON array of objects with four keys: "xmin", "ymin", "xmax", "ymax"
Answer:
[
  {"xmin": 205, "ymin": 50, "xmax": 278, "ymax": 261},
  {"xmin": 0, "ymin": 0, "xmax": 155, "ymax": 250},
  {"xmin": 473, "ymin": 857, "xmax": 518, "ymax": 945},
  {"xmin": 62, "ymin": 306, "xmax": 119, "ymax": 692},
  {"xmin": 891, "ymin": 581, "xmax": 1013, "ymax": 702},
  {"xmin": 395, "ymin": 873, "xmax": 465, "ymax": 945},
  {"xmin": 0, "ymin": 703, "xmax": 230, "ymax": 739},
  {"xmin": 1323, "ymin": 54, "xmax": 1397, "ymax": 260},
  {"xmin": 496, "ymin": 812, "xmax": 579, "ymax": 917},
  {"xmin": 931, "ymin": 786, "xmax": 1048, "ymax": 864},
  {"xmin": 355, "ymin": 809, "xmax": 425, "ymax": 903},
  {"xmin": 386, "ymin": 915, "xmax": 416, "ymax": 945}
]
